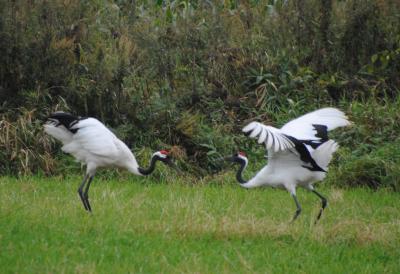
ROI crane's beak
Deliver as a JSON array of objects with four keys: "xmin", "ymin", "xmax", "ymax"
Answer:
[
  {"xmin": 222, "ymin": 156, "xmax": 235, "ymax": 162},
  {"xmin": 164, "ymin": 157, "xmax": 182, "ymax": 174}
]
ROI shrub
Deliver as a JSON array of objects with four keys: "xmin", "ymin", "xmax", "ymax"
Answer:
[{"xmin": 0, "ymin": 0, "xmax": 399, "ymax": 191}]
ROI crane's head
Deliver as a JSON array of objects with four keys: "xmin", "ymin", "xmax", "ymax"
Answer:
[
  {"xmin": 224, "ymin": 151, "xmax": 248, "ymax": 167},
  {"xmin": 152, "ymin": 150, "xmax": 181, "ymax": 172},
  {"xmin": 153, "ymin": 150, "xmax": 172, "ymax": 163}
]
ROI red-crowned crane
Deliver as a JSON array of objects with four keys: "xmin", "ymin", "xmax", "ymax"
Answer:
[
  {"xmin": 44, "ymin": 112, "xmax": 176, "ymax": 212},
  {"xmin": 224, "ymin": 108, "xmax": 351, "ymax": 222}
]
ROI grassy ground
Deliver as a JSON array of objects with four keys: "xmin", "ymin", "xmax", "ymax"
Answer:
[{"xmin": 0, "ymin": 175, "xmax": 399, "ymax": 273}]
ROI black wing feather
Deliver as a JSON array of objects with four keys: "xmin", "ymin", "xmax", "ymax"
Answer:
[{"xmin": 284, "ymin": 135, "xmax": 326, "ymax": 172}]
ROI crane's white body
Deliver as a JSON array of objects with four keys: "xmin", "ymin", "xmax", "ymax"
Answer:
[
  {"xmin": 44, "ymin": 117, "xmax": 141, "ymax": 176},
  {"xmin": 241, "ymin": 108, "xmax": 350, "ymax": 195},
  {"xmin": 44, "ymin": 112, "xmax": 172, "ymax": 212},
  {"xmin": 241, "ymin": 140, "xmax": 338, "ymax": 193}
]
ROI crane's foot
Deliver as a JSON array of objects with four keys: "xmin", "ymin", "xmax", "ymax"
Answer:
[
  {"xmin": 315, "ymin": 199, "xmax": 327, "ymax": 224},
  {"xmin": 78, "ymin": 189, "xmax": 90, "ymax": 212},
  {"xmin": 290, "ymin": 193, "xmax": 302, "ymax": 223},
  {"xmin": 291, "ymin": 208, "xmax": 302, "ymax": 223},
  {"xmin": 78, "ymin": 175, "xmax": 90, "ymax": 211},
  {"xmin": 83, "ymin": 175, "xmax": 94, "ymax": 213},
  {"xmin": 313, "ymin": 190, "xmax": 327, "ymax": 224},
  {"xmin": 84, "ymin": 193, "xmax": 92, "ymax": 212}
]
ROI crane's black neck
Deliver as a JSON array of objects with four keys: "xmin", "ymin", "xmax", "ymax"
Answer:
[
  {"xmin": 138, "ymin": 156, "xmax": 158, "ymax": 176},
  {"xmin": 235, "ymin": 160, "xmax": 248, "ymax": 184}
]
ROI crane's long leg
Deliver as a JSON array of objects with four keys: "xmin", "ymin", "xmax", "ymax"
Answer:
[
  {"xmin": 312, "ymin": 189, "xmax": 327, "ymax": 223},
  {"xmin": 78, "ymin": 174, "xmax": 89, "ymax": 211},
  {"xmin": 83, "ymin": 175, "xmax": 94, "ymax": 212},
  {"xmin": 291, "ymin": 194, "xmax": 302, "ymax": 223}
]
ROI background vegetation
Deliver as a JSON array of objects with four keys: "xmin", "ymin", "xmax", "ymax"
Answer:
[
  {"xmin": 0, "ymin": 0, "xmax": 399, "ymax": 190},
  {"xmin": 1, "ymin": 2, "xmax": 399, "ymax": 272}
]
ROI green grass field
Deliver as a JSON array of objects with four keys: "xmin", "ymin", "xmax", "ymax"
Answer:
[{"xmin": 1, "ymin": 175, "xmax": 399, "ymax": 273}]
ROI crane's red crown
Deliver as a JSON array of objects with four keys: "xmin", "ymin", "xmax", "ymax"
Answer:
[
  {"xmin": 238, "ymin": 151, "xmax": 246, "ymax": 157},
  {"xmin": 160, "ymin": 150, "xmax": 170, "ymax": 155}
]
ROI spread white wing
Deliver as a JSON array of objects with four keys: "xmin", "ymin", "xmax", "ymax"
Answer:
[
  {"xmin": 280, "ymin": 108, "xmax": 350, "ymax": 140},
  {"xmin": 242, "ymin": 108, "xmax": 350, "ymax": 153},
  {"xmin": 242, "ymin": 122, "xmax": 294, "ymax": 152}
]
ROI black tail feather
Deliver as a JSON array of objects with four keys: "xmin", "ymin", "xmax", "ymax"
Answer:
[{"xmin": 47, "ymin": 112, "xmax": 80, "ymax": 133}]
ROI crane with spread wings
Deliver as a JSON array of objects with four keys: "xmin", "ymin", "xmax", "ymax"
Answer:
[{"xmin": 224, "ymin": 108, "xmax": 351, "ymax": 222}]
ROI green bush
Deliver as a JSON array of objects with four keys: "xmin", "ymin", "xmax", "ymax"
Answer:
[
  {"xmin": 328, "ymin": 142, "xmax": 400, "ymax": 191},
  {"xmin": 0, "ymin": 0, "xmax": 399, "ymax": 190}
]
